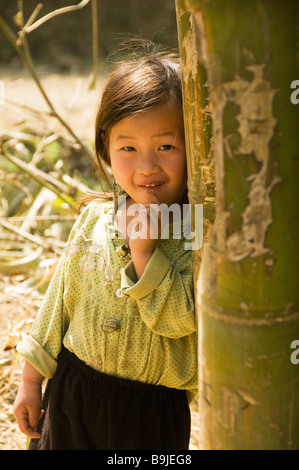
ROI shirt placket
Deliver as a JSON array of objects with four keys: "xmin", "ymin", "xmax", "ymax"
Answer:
[
  {"xmin": 99, "ymin": 226, "xmax": 130, "ymax": 374},
  {"xmin": 102, "ymin": 240, "xmax": 129, "ymax": 375}
]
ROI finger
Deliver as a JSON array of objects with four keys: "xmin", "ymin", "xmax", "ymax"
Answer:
[
  {"xmin": 28, "ymin": 405, "xmax": 42, "ymax": 431},
  {"xmin": 17, "ymin": 411, "xmax": 41, "ymax": 439},
  {"xmin": 130, "ymin": 216, "xmax": 148, "ymax": 240},
  {"xmin": 141, "ymin": 203, "xmax": 159, "ymax": 224},
  {"xmin": 21, "ymin": 405, "xmax": 42, "ymax": 438},
  {"xmin": 129, "ymin": 203, "xmax": 161, "ymax": 240},
  {"xmin": 146, "ymin": 204, "xmax": 162, "ymax": 237},
  {"xmin": 145, "ymin": 189, "xmax": 161, "ymax": 205}
]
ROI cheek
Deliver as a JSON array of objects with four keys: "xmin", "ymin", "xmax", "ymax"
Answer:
[
  {"xmin": 170, "ymin": 153, "xmax": 187, "ymax": 184},
  {"xmin": 110, "ymin": 156, "xmax": 133, "ymax": 186}
]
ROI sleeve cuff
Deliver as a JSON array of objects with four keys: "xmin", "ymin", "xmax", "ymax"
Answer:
[
  {"xmin": 17, "ymin": 335, "xmax": 57, "ymax": 379},
  {"xmin": 121, "ymin": 247, "xmax": 172, "ymax": 300}
]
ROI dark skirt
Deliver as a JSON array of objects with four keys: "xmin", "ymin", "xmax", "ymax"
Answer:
[{"xmin": 29, "ymin": 348, "xmax": 191, "ymax": 450}]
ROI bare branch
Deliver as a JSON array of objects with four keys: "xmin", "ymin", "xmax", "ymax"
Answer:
[
  {"xmin": 23, "ymin": 3, "xmax": 44, "ymax": 30},
  {"xmin": 22, "ymin": 0, "xmax": 90, "ymax": 34},
  {"xmin": 88, "ymin": 0, "xmax": 99, "ymax": 89},
  {"xmin": 0, "ymin": 147, "xmax": 73, "ymax": 203},
  {"xmin": 0, "ymin": 218, "xmax": 52, "ymax": 250}
]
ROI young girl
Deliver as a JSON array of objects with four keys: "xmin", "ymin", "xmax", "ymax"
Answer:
[{"xmin": 13, "ymin": 41, "xmax": 198, "ymax": 450}]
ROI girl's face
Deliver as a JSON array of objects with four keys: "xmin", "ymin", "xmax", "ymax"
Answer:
[{"xmin": 108, "ymin": 104, "xmax": 187, "ymax": 207}]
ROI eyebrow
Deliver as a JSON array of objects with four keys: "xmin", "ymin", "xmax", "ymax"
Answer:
[
  {"xmin": 115, "ymin": 135, "xmax": 136, "ymax": 141},
  {"xmin": 115, "ymin": 131, "xmax": 176, "ymax": 141}
]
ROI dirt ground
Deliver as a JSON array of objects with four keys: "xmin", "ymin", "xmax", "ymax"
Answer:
[{"xmin": 0, "ymin": 68, "xmax": 200, "ymax": 450}]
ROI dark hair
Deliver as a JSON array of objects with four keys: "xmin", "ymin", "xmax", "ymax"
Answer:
[{"xmin": 79, "ymin": 40, "xmax": 183, "ymax": 206}]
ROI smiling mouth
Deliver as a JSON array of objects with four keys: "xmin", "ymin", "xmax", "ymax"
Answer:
[{"xmin": 139, "ymin": 183, "xmax": 163, "ymax": 188}]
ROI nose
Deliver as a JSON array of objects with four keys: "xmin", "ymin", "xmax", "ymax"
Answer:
[{"xmin": 137, "ymin": 151, "xmax": 160, "ymax": 176}]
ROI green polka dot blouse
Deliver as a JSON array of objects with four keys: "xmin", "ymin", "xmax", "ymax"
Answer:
[{"xmin": 17, "ymin": 200, "xmax": 198, "ymax": 402}]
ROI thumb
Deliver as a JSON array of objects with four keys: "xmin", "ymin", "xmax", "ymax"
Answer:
[
  {"xmin": 28, "ymin": 405, "xmax": 43, "ymax": 430},
  {"xmin": 17, "ymin": 406, "xmax": 42, "ymax": 438}
]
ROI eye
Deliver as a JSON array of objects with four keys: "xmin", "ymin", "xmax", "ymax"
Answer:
[
  {"xmin": 122, "ymin": 146, "xmax": 136, "ymax": 152},
  {"xmin": 159, "ymin": 144, "xmax": 174, "ymax": 151}
]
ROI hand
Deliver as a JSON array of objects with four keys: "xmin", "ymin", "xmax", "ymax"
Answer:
[
  {"xmin": 13, "ymin": 361, "xmax": 44, "ymax": 439},
  {"xmin": 126, "ymin": 198, "xmax": 162, "ymax": 279},
  {"xmin": 127, "ymin": 202, "xmax": 161, "ymax": 254}
]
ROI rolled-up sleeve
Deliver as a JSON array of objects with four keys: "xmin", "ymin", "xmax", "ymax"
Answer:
[
  {"xmin": 17, "ymin": 253, "xmax": 68, "ymax": 378},
  {"xmin": 17, "ymin": 335, "xmax": 57, "ymax": 379}
]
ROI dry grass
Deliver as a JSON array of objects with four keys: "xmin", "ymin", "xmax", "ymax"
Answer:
[{"xmin": 0, "ymin": 275, "xmax": 41, "ymax": 450}]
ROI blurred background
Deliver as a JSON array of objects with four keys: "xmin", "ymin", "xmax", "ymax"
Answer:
[{"xmin": 0, "ymin": 0, "xmax": 178, "ymax": 67}]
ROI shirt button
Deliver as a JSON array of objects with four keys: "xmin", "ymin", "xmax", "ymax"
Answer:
[
  {"xmin": 101, "ymin": 318, "xmax": 120, "ymax": 333},
  {"xmin": 116, "ymin": 288, "xmax": 124, "ymax": 298}
]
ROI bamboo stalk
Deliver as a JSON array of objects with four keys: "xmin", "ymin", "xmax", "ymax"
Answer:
[{"xmin": 176, "ymin": 0, "xmax": 299, "ymax": 450}]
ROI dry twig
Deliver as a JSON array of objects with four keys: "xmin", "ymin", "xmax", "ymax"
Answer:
[{"xmin": 18, "ymin": 0, "xmax": 91, "ymax": 36}]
